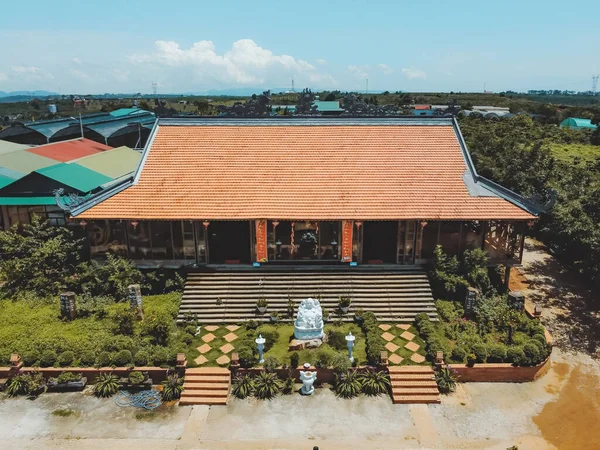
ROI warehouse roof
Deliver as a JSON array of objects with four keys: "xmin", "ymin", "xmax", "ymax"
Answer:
[
  {"xmin": 72, "ymin": 146, "xmax": 141, "ymax": 178},
  {"xmin": 76, "ymin": 117, "xmax": 538, "ymax": 220},
  {"xmin": 35, "ymin": 163, "xmax": 114, "ymax": 193},
  {"xmin": 26, "ymin": 138, "xmax": 111, "ymax": 162}
]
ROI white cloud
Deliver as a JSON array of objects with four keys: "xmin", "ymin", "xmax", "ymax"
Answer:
[
  {"xmin": 72, "ymin": 57, "xmax": 83, "ymax": 65},
  {"xmin": 401, "ymin": 68, "xmax": 427, "ymax": 80},
  {"xmin": 347, "ymin": 64, "xmax": 370, "ymax": 79},
  {"xmin": 70, "ymin": 68, "xmax": 92, "ymax": 83},
  {"xmin": 10, "ymin": 65, "xmax": 54, "ymax": 80},
  {"xmin": 129, "ymin": 38, "xmax": 335, "ymax": 88},
  {"xmin": 0, "ymin": 72, "xmax": 8, "ymax": 82},
  {"xmin": 316, "ymin": 58, "xmax": 327, "ymax": 65},
  {"xmin": 112, "ymin": 68, "xmax": 130, "ymax": 83},
  {"xmin": 377, "ymin": 63, "xmax": 393, "ymax": 75}
]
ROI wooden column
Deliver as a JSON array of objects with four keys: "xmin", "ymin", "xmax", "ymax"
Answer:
[{"xmin": 255, "ymin": 219, "xmax": 268, "ymax": 262}]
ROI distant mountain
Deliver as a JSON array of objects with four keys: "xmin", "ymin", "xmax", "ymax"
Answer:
[{"xmin": 0, "ymin": 90, "xmax": 59, "ymax": 98}]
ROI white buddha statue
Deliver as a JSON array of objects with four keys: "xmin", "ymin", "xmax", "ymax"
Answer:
[{"xmin": 294, "ymin": 298, "xmax": 324, "ymax": 340}]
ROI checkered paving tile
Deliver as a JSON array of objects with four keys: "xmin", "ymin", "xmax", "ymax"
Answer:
[
  {"xmin": 410, "ymin": 353, "xmax": 426, "ymax": 364},
  {"xmin": 220, "ymin": 343, "xmax": 235, "ymax": 354},
  {"xmin": 194, "ymin": 355, "xmax": 208, "ymax": 365},
  {"xmin": 201, "ymin": 333, "xmax": 216, "ymax": 343},
  {"xmin": 404, "ymin": 341, "xmax": 420, "ymax": 352},
  {"xmin": 388, "ymin": 354, "xmax": 404, "ymax": 365},
  {"xmin": 396, "ymin": 324, "xmax": 411, "ymax": 330},
  {"xmin": 216, "ymin": 355, "xmax": 230, "ymax": 365},
  {"xmin": 223, "ymin": 332, "xmax": 238, "ymax": 343},
  {"xmin": 400, "ymin": 331, "xmax": 415, "ymax": 341},
  {"xmin": 385, "ymin": 342, "xmax": 399, "ymax": 353},
  {"xmin": 378, "ymin": 324, "xmax": 392, "ymax": 331},
  {"xmin": 225, "ymin": 325, "xmax": 240, "ymax": 332},
  {"xmin": 196, "ymin": 344, "xmax": 211, "ymax": 354},
  {"xmin": 381, "ymin": 332, "xmax": 395, "ymax": 342},
  {"xmin": 204, "ymin": 325, "xmax": 220, "ymax": 332}
]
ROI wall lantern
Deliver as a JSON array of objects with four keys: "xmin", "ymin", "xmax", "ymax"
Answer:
[
  {"xmin": 79, "ymin": 220, "xmax": 88, "ymax": 229},
  {"xmin": 130, "ymin": 220, "xmax": 139, "ymax": 230},
  {"xmin": 203, "ymin": 221, "xmax": 210, "ymax": 229}
]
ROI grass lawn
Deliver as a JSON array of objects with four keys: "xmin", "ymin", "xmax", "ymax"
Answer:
[
  {"xmin": 379, "ymin": 324, "xmax": 428, "ymax": 366},
  {"xmin": 0, "ymin": 293, "xmax": 182, "ymax": 366},
  {"xmin": 548, "ymin": 143, "xmax": 600, "ymax": 164}
]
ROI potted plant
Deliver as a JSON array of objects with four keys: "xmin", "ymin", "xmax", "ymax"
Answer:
[
  {"xmin": 47, "ymin": 371, "xmax": 87, "ymax": 392},
  {"xmin": 256, "ymin": 297, "xmax": 268, "ymax": 314},
  {"xmin": 322, "ymin": 308, "xmax": 330, "ymax": 322},
  {"xmin": 270, "ymin": 311, "xmax": 279, "ymax": 323},
  {"xmin": 338, "ymin": 296, "xmax": 352, "ymax": 314},
  {"xmin": 118, "ymin": 370, "xmax": 152, "ymax": 391},
  {"xmin": 354, "ymin": 307, "xmax": 365, "ymax": 324},
  {"xmin": 466, "ymin": 353, "xmax": 477, "ymax": 367},
  {"xmin": 286, "ymin": 296, "xmax": 295, "ymax": 318}
]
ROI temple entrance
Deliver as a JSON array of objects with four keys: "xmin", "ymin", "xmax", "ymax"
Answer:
[
  {"xmin": 208, "ymin": 221, "xmax": 251, "ymax": 264},
  {"xmin": 362, "ymin": 221, "xmax": 398, "ymax": 263}
]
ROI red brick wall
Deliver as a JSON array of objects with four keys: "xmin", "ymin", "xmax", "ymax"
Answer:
[
  {"xmin": 447, "ymin": 356, "xmax": 551, "ymax": 382},
  {"xmin": 15, "ymin": 366, "xmax": 176, "ymax": 384}
]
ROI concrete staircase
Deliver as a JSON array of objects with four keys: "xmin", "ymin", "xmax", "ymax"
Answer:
[
  {"xmin": 179, "ymin": 367, "xmax": 231, "ymax": 406},
  {"xmin": 179, "ymin": 269, "xmax": 436, "ymax": 324},
  {"xmin": 388, "ymin": 366, "xmax": 441, "ymax": 404}
]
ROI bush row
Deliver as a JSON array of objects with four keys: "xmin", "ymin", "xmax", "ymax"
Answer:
[{"xmin": 361, "ymin": 312, "xmax": 384, "ymax": 365}]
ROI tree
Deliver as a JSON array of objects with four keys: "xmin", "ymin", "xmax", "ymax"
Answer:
[
  {"xmin": 0, "ymin": 215, "xmax": 83, "ymax": 296},
  {"xmin": 295, "ymin": 88, "xmax": 318, "ymax": 115}
]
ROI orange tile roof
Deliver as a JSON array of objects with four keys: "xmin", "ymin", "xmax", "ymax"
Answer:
[
  {"xmin": 79, "ymin": 122, "xmax": 534, "ymax": 220},
  {"xmin": 26, "ymin": 138, "xmax": 112, "ymax": 162}
]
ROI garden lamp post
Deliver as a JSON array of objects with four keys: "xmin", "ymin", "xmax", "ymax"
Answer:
[
  {"xmin": 345, "ymin": 332, "xmax": 355, "ymax": 362},
  {"xmin": 256, "ymin": 334, "xmax": 266, "ymax": 363}
]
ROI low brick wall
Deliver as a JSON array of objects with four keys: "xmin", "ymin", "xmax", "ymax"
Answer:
[
  {"xmin": 447, "ymin": 354, "xmax": 551, "ymax": 382},
  {"xmin": 13, "ymin": 366, "xmax": 177, "ymax": 384},
  {"xmin": 233, "ymin": 366, "xmax": 378, "ymax": 383}
]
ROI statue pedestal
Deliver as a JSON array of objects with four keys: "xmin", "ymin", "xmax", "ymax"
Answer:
[
  {"xmin": 299, "ymin": 364, "xmax": 317, "ymax": 395},
  {"xmin": 294, "ymin": 297, "xmax": 325, "ymax": 342}
]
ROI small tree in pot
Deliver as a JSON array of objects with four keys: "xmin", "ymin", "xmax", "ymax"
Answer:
[
  {"xmin": 256, "ymin": 297, "xmax": 268, "ymax": 314},
  {"xmin": 338, "ymin": 296, "xmax": 352, "ymax": 314}
]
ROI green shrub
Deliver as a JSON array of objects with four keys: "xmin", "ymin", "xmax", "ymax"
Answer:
[
  {"xmin": 101, "ymin": 335, "xmax": 136, "ymax": 353},
  {"xmin": 232, "ymin": 373, "xmax": 254, "ymax": 399},
  {"xmin": 95, "ymin": 351, "xmax": 113, "ymax": 368},
  {"xmin": 506, "ymin": 346, "xmax": 526, "ymax": 366},
  {"xmin": 113, "ymin": 350, "xmax": 133, "ymax": 367},
  {"xmin": 256, "ymin": 326, "xmax": 279, "ymax": 352},
  {"xmin": 253, "ymin": 372, "xmax": 282, "ymax": 400},
  {"xmin": 283, "ymin": 376, "xmax": 295, "ymax": 395},
  {"xmin": 237, "ymin": 345, "xmax": 255, "ymax": 369},
  {"xmin": 532, "ymin": 333, "xmax": 547, "ymax": 348},
  {"xmin": 80, "ymin": 350, "xmax": 96, "ymax": 367},
  {"xmin": 331, "ymin": 352, "xmax": 350, "ymax": 374},
  {"xmin": 451, "ymin": 345, "xmax": 467, "ymax": 363},
  {"xmin": 426, "ymin": 335, "xmax": 451, "ymax": 361},
  {"xmin": 435, "ymin": 366, "xmax": 457, "ymax": 394},
  {"xmin": 22, "ymin": 349, "xmax": 40, "ymax": 366},
  {"xmin": 140, "ymin": 312, "xmax": 172, "ymax": 346},
  {"xmin": 361, "ymin": 312, "xmax": 385, "ymax": 365},
  {"xmin": 6, "ymin": 372, "xmax": 47, "ymax": 397},
  {"xmin": 128, "ymin": 371, "xmax": 145, "ymax": 385},
  {"xmin": 334, "ymin": 370, "xmax": 361, "ymax": 398},
  {"xmin": 472, "ymin": 343, "xmax": 488, "ymax": 363},
  {"xmin": 523, "ymin": 341, "xmax": 542, "ymax": 366},
  {"xmin": 435, "ymin": 300, "xmax": 463, "ymax": 322},
  {"xmin": 152, "ymin": 348, "xmax": 169, "ymax": 367},
  {"xmin": 314, "ymin": 348, "xmax": 336, "ymax": 368},
  {"xmin": 182, "ymin": 333, "xmax": 194, "ymax": 345},
  {"xmin": 161, "ymin": 374, "xmax": 183, "ymax": 401},
  {"xmin": 245, "ymin": 320, "xmax": 259, "ymax": 330},
  {"xmin": 262, "ymin": 356, "xmax": 279, "ymax": 373},
  {"xmin": 184, "ymin": 325, "xmax": 197, "ymax": 336},
  {"xmin": 111, "ymin": 308, "xmax": 136, "ymax": 336},
  {"xmin": 290, "ymin": 351, "xmax": 299, "ymax": 369},
  {"xmin": 56, "ymin": 372, "xmax": 81, "ymax": 384},
  {"xmin": 327, "ymin": 329, "xmax": 347, "ymax": 351},
  {"xmin": 75, "ymin": 254, "xmax": 143, "ymax": 299},
  {"xmin": 40, "ymin": 350, "xmax": 57, "ymax": 367},
  {"xmin": 487, "ymin": 343, "xmax": 507, "ymax": 363},
  {"xmin": 134, "ymin": 350, "xmax": 150, "ymax": 366},
  {"xmin": 58, "ymin": 351, "xmax": 75, "ymax": 367},
  {"xmin": 359, "ymin": 370, "xmax": 390, "ymax": 396},
  {"xmin": 93, "ymin": 373, "xmax": 119, "ymax": 398}
]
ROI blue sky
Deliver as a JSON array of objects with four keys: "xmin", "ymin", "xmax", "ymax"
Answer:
[{"xmin": 0, "ymin": 0, "xmax": 598, "ymax": 94}]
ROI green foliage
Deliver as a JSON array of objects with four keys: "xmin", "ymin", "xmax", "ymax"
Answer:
[
  {"xmin": 333, "ymin": 370, "xmax": 362, "ymax": 399},
  {"xmin": 360, "ymin": 311, "xmax": 385, "ymax": 365},
  {"xmin": 231, "ymin": 373, "xmax": 255, "ymax": 399},
  {"xmin": 0, "ymin": 216, "xmax": 83, "ymax": 297},
  {"xmin": 134, "ymin": 350, "xmax": 150, "ymax": 366},
  {"xmin": 289, "ymin": 351, "xmax": 299, "ymax": 369},
  {"xmin": 451, "ymin": 346, "xmax": 467, "ymax": 363},
  {"xmin": 236, "ymin": 345, "xmax": 256, "ymax": 369},
  {"xmin": 314, "ymin": 348, "xmax": 336, "ymax": 368},
  {"xmin": 523, "ymin": 341, "xmax": 543, "ymax": 366},
  {"xmin": 74, "ymin": 254, "xmax": 143, "ymax": 299},
  {"xmin": 487, "ymin": 343, "xmax": 507, "ymax": 363},
  {"xmin": 283, "ymin": 376, "xmax": 295, "ymax": 395},
  {"xmin": 128, "ymin": 371, "xmax": 145, "ymax": 385},
  {"xmin": 140, "ymin": 312, "xmax": 172, "ymax": 346},
  {"xmin": 111, "ymin": 307, "xmax": 136, "ymax": 336},
  {"xmin": 6, "ymin": 372, "xmax": 46, "ymax": 397},
  {"xmin": 58, "ymin": 351, "xmax": 75, "ymax": 367},
  {"xmin": 262, "ymin": 356, "xmax": 279, "ymax": 373},
  {"xmin": 506, "ymin": 346, "xmax": 526, "ymax": 366},
  {"xmin": 152, "ymin": 348, "xmax": 169, "ymax": 367},
  {"xmin": 80, "ymin": 350, "xmax": 96, "ymax": 367},
  {"xmin": 359, "ymin": 370, "xmax": 390, "ymax": 396},
  {"xmin": 161, "ymin": 374, "xmax": 183, "ymax": 401},
  {"xmin": 253, "ymin": 371, "xmax": 282, "ymax": 400},
  {"xmin": 327, "ymin": 329, "xmax": 347, "ymax": 351},
  {"xmin": 245, "ymin": 320, "xmax": 259, "ymax": 330},
  {"xmin": 435, "ymin": 300, "xmax": 463, "ymax": 323},
  {"xmin": 472, "ymin": 343, "xmax": 487, "ymax": 363},
  {"xmin": 95, "ymin": 351, "xmax": 112, "ymax": 367},
  {"xmin": 255, "ymin": 326, "xmax": 279, "ymax": 352},
  {"xmin": 40, "ymin": 350, "xmax": 57, "ymax": 367},
  {"xmin": 22, "ymin": 349, "xmax": 40, "ymax": 366},
  {"xmin": 56, "ymin": 371, "xmax": 82, "ymax": 384},
  {"xmin": 331, "ymin": 352, "xmax": 351, "ymax": 374},
  {"xmin": 435, "ymin": 366, "xmax": 457, "ymax": 394},
  {"xmin": 113, "ymin": 350, "xmax": 133, "ymax": 366},
  {"xmin": 93, "ymin": 373, "xmax": 119, "ymax": 397}
]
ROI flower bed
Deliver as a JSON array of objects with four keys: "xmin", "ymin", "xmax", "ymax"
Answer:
[{"xmin": 447, "ymin": 356, "xmax": 551, "ymax": 382}]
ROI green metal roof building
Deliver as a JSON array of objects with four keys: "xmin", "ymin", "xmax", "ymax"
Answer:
[{"xmin": 560, "ymin": 117, "xmax": 598, "ymax": 130}]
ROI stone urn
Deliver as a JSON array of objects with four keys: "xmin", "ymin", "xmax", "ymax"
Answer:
[{"xmin": 299, "ymin": 363, "xmax": 317, "ymax": 395}]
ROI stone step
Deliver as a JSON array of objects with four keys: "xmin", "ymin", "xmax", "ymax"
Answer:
[
  {"xmin": 389, "ymin": 374, "xmax": 435, "ymax": 381},
  {"xmin": 392, "ymin": 387, "xmax": 440, "ymax": 395},
  {"xmin": 183, "ymin": 375, "xmax": 231, "ymax": 383},
  {"xmin": 388, "ymin": 366, "xmax": 434, "ymax": 374},
  {"xmin": 181, "ymin": 389, "xmax": 228, "ymax": 398},
  {"xmin": 186, "ymin": 273, "xmax": 428, "ymax": 279},
  {"xmin": 181, "ymin": 382, "xmax": 230, "ymax": 390},
  {"xmin": 180, "ymin": 305, "xmax": 435, "ymax": 312},
  {"xmin": 178, "ymin": 316, "xmax": 437, "ymax": 324},
  {"xmin": 390, "ymin": 381, "xmax": 438, "ymax": 388},
  {"xmin": 392, "ymin": 395, "xmax": 440, "ymax": 404},
  {"xmin": 185, "ymin": 367, "xmax": 230, "ymax": 375},
  {"xmin": 179, "ymin": 396, "xmax": 228, "ymax": 406}
]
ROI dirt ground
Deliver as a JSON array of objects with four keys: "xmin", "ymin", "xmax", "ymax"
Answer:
[{"xmin": 1, "ymin": 239, "xmax": 599, "ymax": 449}]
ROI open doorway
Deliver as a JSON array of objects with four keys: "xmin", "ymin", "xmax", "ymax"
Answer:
[
  {"xmin": 362, "ymin": 221, "xmax": 398, "ymax": 263},
  {"xmin": 208, "ymin": 221, "xmax": 251, "ymax": 264}
]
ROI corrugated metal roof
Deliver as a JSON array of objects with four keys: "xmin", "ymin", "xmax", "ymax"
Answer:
[
  {"xmin": 0, "ymin": 167, "xmax": 24, "ymax": 179},
  {"xmin": 84, "ymin": 115, "xmax": 156, "ymax": 138},
  {"xmin": 26, "ymin": 138, "xmax": 111, "ymax": 162},
  {"xmin": 0, "ymin": 175, "xmax": 16, "ymax": 189},
  {"xmin": 109, "ymin": 108, "xmax": 150, "ymax": 118},
  {"xmin": 0, "ymin": 151, "xmax": 58, "ymax": 173},
  {"xmin": 560, "ymin": 117, "xmax": 597, "ymax": 129},
  {"xmin": 36, "ymin": 163, "xmax": 113, "ymax": 193},
  {"xmin": 0, "ymin": 140, "xmax": 31, "ymax": 155},
  {"xmin": 72, "ymin": 146, "xmax": 141, "ymax": 178},
  {"xmin": 0, "ymin": 196, "xmax": 62, "ymax": 205},
  {"xmin": 314, "ymin": 101, "xmax": 343, "ymax": 112}
]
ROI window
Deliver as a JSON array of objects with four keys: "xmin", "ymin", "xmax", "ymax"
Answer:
[
  {"xmin": 150, "ymin": 221, "xmax": 172, "ymax": 259},
  {"xmin": 46, "ymin": 206, "xmax": 66, "ymax": 226}
]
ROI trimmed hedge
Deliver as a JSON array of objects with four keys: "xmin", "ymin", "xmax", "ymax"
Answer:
[{"xmin": 361, "ymin": 312, "xmax": 384, "ymax": 365}]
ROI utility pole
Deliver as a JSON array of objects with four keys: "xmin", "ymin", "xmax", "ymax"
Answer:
[
  {"xmin": 366, "ymin": 78, "xmax": 368, "ymax": 94},
  {"xmin": 593, "ymin": 75, "xmax": 599, "ymax": 95},
  {"xmin": 292, "ymin": 77, "xmax": 295, "ymax": 93}
]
